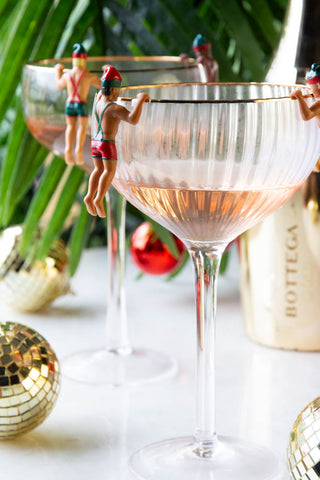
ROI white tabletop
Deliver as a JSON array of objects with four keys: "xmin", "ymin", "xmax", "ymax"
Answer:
[{"xmin": 0, "ymin": 246, "xmax": 317, "ymax": 479}]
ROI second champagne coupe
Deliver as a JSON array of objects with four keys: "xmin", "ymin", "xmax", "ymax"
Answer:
[
  {"xmin": 113, "ymin": 83, "xmax": 320, "ymax": 479},
  {"xmin": 22, "ymin": 57, "xmax": 205, "ymax": 385}
]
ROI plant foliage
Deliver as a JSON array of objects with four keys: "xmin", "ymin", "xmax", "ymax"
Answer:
[{"xmin": 0, "ymin": 0, "xmax": 288, "ymax": 275}]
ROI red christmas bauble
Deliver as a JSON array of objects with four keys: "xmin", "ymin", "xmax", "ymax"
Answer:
[{"xmin": 130, "ymin": 222, "xmax": 186, "ymax": 275}]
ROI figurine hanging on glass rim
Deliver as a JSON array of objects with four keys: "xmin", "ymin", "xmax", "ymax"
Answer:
[
  {"xmin": 291, "ymin": 63, "xmax": 320, "ymax": 171},
  {"xmin": 55, "ymin": 43, "xmax": 100, "ymax": 166},
  {"xmin": 192, "ymin": 34, "xmax": 219, "ymax": 82},
  {"xmin": 84, "ymin": 65, "xmax": 150, "ymax": 218},
  {"xmin": 290, "ymin": 63, "xmax": 320, "ymax": 124},
  {"xmin": 180, "ymin": 33, "xmax": 219, "ymax": 82}
]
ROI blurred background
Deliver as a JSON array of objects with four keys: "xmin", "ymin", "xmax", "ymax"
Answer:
[{"xmin": 0, "ymin": 0, "xmax": 289, "ymax": 281}]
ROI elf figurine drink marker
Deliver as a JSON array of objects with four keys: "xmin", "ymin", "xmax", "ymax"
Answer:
[
  {"xmin": 291, "ymin": 63, "xmax": 320, "ymax": 171},
  {"xmin": 180, "ymin": 33, "xmax": 219, "ymax": 82},
  {"xmin": 55, "ymin": 43, "xmax": 100, "ymax": 165},
  {"xmin": 84, "ymin": 65, "xmax": 150, "ymax": 218},
  {"xmin": 291, "ymin": 63, "xmax": 320, "ymax": 126},
  {"xmin": 192, "ymin": 34, "xmax": 219, "ymax": 82}
]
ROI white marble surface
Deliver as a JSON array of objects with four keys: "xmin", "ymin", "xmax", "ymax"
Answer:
[{"xmin": 0, "ymin": 246, "xmax": 318, "ymax": 479}]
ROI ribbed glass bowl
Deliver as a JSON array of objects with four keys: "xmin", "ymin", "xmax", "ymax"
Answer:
[{"xmin": 114, "ymin": 83, "xmax": 320, "ymax": 246}]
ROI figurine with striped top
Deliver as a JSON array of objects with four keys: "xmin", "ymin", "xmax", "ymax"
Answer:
[
  {"xmin": 55, "ymin": 43, "xmax": 100, "ymax": 165},
  {"xmin": 84, "ymin": 65, "xmax": 150, "ymax": 218}
]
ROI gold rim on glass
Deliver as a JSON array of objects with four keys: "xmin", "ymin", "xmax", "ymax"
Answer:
[
  {"xmin": 24, "ymin": 56, "xmax": 199, "ymax": 73},
  {"xmin": 119, "ymin": 82, "xmax": 312, "ymax": 104}
]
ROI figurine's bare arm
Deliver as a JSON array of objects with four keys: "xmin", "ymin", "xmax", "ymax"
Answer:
[
  {"xmin": 55, "ymin": 64, "xmax": 68, "ymax": 90},
  {"xmin": 87, "ymin": 72, "xmax": 101, "ymax": 90},
  {"xmin": 291, "ymin": 89, "xmax": 320, "ymax": 120},
  {"xmin": 114, "ymin": 93, "xmax": 150, "ymax": 125}
]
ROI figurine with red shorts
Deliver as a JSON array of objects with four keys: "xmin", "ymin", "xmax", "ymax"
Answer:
[
  {"xmin": 55, "ymin": 43, "xmax": 100, "ymax": 165},
  {"xmin": 84, "ymin": 65, "xmax": 150, "ymax": 218}
]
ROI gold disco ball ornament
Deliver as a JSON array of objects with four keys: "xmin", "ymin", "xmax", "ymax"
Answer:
[
  {"xmin": 0, "ymin": 225, "xmax": 71, "ymax": 312},
  {"xmin": 287, "ymin": 397, "xmax": 320, "ymax": 479},
  {"xmin": 0, "ymin": 322, "xmax": 60, "ymax": 438}
]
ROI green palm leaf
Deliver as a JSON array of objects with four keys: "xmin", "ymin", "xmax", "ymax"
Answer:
[
  {"xmin": 2, "ymin": 130, "xmax": 48, "ymax": 226},
  {"xmin": 0, "ymin": 0, "xmax": 53, "ymax": 124},
  {"xmin": 68, "ymin": 200, "xmax": 94, "ymax": 277},
  {"xmin": 32, "ymin": 0, "xmax": 79, "ymax": 60},
  {"xmin": 19, "ymin": 157, "xmax": 67, "ymax": 256},
  {"xmin": 0, "ymin": 104, "xmax": 26, "ymax": 226},
  {"xmin": 36, "ymin": 166, "xmax": 85, "ymax": 261}
]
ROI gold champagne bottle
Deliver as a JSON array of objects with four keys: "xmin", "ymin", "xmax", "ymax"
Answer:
[{"xmin": 240, "ymin": 0, "xmax": 320, "ymax": 350}]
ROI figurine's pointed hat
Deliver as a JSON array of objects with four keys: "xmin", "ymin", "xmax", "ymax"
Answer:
[
  {"xmin": 192, "ymin": 34, "xmax": 211, "ymax": 52},
  {"xmin": 72, "ymin": 43, "xmax": 87, "ymax": 59},
  {"xmin": 101, "ymin": 65, "xmax": 122, "ymax": 88},
  {"xmin": 306, "ymin": 63, "xmax": 320, "ymax": 84}
]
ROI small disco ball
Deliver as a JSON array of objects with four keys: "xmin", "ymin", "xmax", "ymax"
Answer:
[
  {"xmin": 0, "ymin": 225, "xmax": 71, "ymax": 312},
  {"xmin": 287, "ymin": 397, "xmax": 320, "ymax": 479},
  {"xmin": 0, "ymin": 322, "xmax": 60, "ymax": 439}
]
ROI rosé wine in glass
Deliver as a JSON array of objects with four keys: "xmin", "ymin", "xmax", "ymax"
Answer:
[{"xmin": 117, "ymin": 183, "xmax": 301, "ymax": 245}]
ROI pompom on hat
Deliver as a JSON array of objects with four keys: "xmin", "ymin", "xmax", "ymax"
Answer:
[
  {"xmin": 72, "ymin": 43, "xmax": 87, "ymax": 59},
  {"xmin": 306, "ymin": 63, "xmax": 320, "ymax": 85},
  {"xmin": 192, "ymin": 34, "xmax": 211, "ymax": 52},
  {"xmin": 101, "ymin": 65, "xmax": 122, "ymax": 88}
]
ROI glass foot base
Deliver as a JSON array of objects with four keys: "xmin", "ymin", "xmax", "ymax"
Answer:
[
  {"xmin": 62, "ymin": 347, "xmax": 178, "ymax": 386},
  {"xmin": 130, "ymin": 435, "xmax": 284, "ymax": 480}
]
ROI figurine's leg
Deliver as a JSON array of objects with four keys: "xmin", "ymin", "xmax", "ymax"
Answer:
[
  {"xmin": 75, "ymin": 116, "xmax": 88, "ymax": 165},
  {"xmin": 65, "ymin": 116, "xmax": 77, "ymax": 165},
  {"xmin": 94, "ymin": 160, "xmax": 117, "ymax": 218},
  {"xmin": 84, "ymin": 157, "xmax": 104, "ymax": 216}
]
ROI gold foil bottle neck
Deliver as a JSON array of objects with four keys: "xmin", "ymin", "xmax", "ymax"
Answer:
[
  {"xmin": 307, "ymin": 199, "xmax": 319, "ymax": 223},
  {"xmin": 303, "ymin": 172, "xmax": 320, "ymax": 223}
]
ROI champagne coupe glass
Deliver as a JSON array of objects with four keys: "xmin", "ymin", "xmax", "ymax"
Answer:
[
  {"xmin": 21, "ymin": 57, "xmax": 205, "ymax": 385},
  {"xmin": 113, "ymin": 82, "xmax": 320, "ymax": 479}
]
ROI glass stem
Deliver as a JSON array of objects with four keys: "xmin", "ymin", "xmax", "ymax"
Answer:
[
  {"xmin": 105, "ymin": 187, "xmax": 131, "ymax": 355},
  {"xmin": 189, "ymin": 245, "xmax": 226, "ymax": 458}
]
